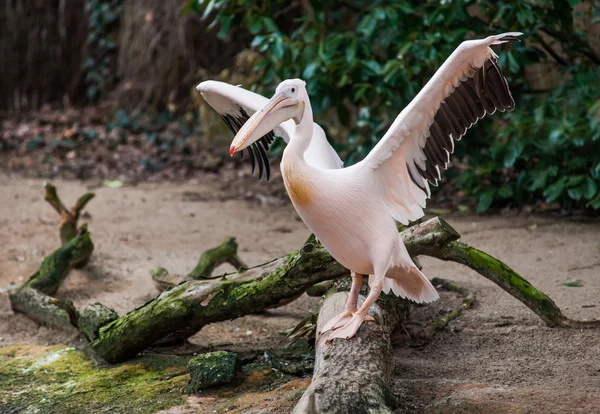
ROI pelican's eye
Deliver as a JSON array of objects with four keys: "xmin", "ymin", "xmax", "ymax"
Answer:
[{"xmin": 291, "ymin": 88, "xmax": 295, "ymax": 93}]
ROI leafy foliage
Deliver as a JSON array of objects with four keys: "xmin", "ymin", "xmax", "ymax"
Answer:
[
  {"xmin": 189, "ymin": 0, "xmax": 600, "ymax": 211},
  {"xmin": 84, "ymin": 0, "xmax": 122, "ymax": 101}
]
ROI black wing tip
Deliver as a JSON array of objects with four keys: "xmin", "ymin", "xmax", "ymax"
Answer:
[
  {"xmin": 223, "ymin": 107, "xmax": 273, "ymax": 182},
  {"xmin": 499, "ymin": 34, "xmax": 522, "ymax": 42}
]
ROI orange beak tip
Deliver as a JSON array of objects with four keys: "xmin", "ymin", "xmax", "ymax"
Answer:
[{"xmin": 229, "ymin": 145, "xmax": 236, "ymax": 157}]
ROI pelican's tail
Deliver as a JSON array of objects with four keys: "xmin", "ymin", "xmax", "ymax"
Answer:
[{"xmin": 382, "ymin": 265, "xmax": 439, "ymax": 303}]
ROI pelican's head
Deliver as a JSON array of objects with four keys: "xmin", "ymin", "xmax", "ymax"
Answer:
[{"xmin": 229, "ymin": 79, "xmax": 307, "ymax": 156}]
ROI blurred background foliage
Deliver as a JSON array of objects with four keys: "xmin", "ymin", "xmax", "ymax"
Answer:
[
  {"xmin": 0, "ymin": 0, "xmax": 598, "ymax": 212},
  {"xmin": 188, "ymin": 0, "xmax": 600, "ymax": 212}
]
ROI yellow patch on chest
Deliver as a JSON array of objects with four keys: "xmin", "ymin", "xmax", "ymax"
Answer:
[{"xmin": 282, "ymin": 160, "xmax": 313, "ymax": 206}]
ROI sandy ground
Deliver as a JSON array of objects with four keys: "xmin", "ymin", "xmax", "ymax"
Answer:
[{"xmin": 1, "ymin": 172, "xmax": 600, "ymax": 412}]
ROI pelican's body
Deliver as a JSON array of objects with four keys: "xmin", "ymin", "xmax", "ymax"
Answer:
[{"xmin": 198, "ymin": 32, "xmax": 522, "ymax": 340}]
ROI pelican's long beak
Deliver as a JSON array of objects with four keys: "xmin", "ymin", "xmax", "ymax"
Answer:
[{"xmin": 229, "ymin": 92, "xmax": 298, "ymax": 155}]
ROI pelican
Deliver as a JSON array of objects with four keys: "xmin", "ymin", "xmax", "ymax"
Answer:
[{"xmin": 198, "ymin": 32, "xmax": 521, "ymax": 340}]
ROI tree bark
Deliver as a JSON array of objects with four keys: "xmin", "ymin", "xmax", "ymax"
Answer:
[
  {"xmin": 9, "ymin": 287, "xmax": 79, "ymax": 332},
  {"xmin": 18, "ymin": 226, "xmax": 94, "ymax": 295},
  {"xmin": 9, "ymin": 226, "xmax": 94, "ymax": 330},
  {"xmin": 293, "ymin": 289, "xmax": 409, "ymax": 414},
  {"xmin": 91, "ymin": 245, "xmax": 348, "ymax": 363},
  {"xmin": 188, "ymin": 237, "xmax": 247, "ymax": 279},
  {"xmin": 43, "ymin": 182, "xmax": 95, "ymax": 245}
]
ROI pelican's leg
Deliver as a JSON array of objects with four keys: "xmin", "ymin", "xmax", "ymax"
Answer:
[
  {"xmin": 319, "ymin": 271, "xmax": 364, "ymax": 334},
  {"xmin": 326, "ymin": 275, "xmax": 383, "ymax": 342}
]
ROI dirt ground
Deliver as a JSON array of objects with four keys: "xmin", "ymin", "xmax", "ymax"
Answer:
[{"xmin": 1, "ymin": 172, "xmax": 600, "ymax": 413}]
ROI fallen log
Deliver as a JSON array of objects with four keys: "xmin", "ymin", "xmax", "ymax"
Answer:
[
  {"xmin": 91, "ymin": 247, "xmax": 348, "ymax": 363},
  {"xmin": 10, "ymin": 226, "xmax": 94, "ymax": 331},
  {"xmin": 17, "ymin": 225, "xmax": 94, "ymax": 296},
  {"xmin": 422, "ymin": 240, "xmax": 600, "ymax": 328},
  {"xmin": 294, "ymin": 287, "xmax": 408, "ymax": 414},
  {"xmin": 9, "ymin": 287, "xmax": 79, "ymax": 331},
  {"xmin": 90, "ymin": 219, "xmax": 461, "ymax": 364},
  {"xmin": 90, "ymin": 217, "xmax": 600, "ymax": 364}
]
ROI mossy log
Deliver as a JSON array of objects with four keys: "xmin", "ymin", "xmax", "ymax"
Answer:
[
  {"xmin": 294, "ymin": 288, "xmax": 409, "ymax": 414},
  {"xmin": 18, "ymin": 226, "xmax": 94, "ymax": 295},
  {"xmin": 78, "ymin": 303, "xmax": 120, "ymax": 341},
  {"xmin": 90, "ymin": 221, "xmax": 458, "ymax": 364},
  {"xmin": 91, "ymin": 245, "xmax": 347, "ymax": 363},
  {"xmin": 188, "ymin": 237, "xmax": 247, "ymax": 279},
  {"xmin": 187, "ymin": 351, "xmax": 242, "ymax": 392},
  {"xmin": 398, "ymin": 218, "xmax": 599, "ymax": 328},
  {"xmin": 9, "ymin": 287, "xmax": 79, "ymax": 331},
  {"xmin": 9, "ymin": 227, "xmax": 94, "ymax": 330},
  {"xmin": 151, "ymin": 237, "xmax": 249, "ymax": 292},
  {"xmin": 44, "ymin": 182, "xmax": 95, "ymax": 245},
  {"xmin": 425, "ymin": 240, "xmax": 600, "ymax": 328}
]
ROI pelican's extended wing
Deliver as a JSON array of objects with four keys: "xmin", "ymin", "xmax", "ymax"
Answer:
[
  {"xmin": 197, "ymin": 80, "xmax": 342, "ymax": 179},
  {"xmin": 358, "ymin": 32, "xmax": 521, "ymax": 224}
]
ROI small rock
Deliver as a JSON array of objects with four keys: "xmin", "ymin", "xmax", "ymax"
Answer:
[{"xmin": 188, "ymin": 351, "xmax": 241, "ymax": 392}]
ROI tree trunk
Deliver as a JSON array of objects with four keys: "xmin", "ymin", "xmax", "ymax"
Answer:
[{"xmin": 293, "ymin": 290, "xmax": 409, "ymax": 414}]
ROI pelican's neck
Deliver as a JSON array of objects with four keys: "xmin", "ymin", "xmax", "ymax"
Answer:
[{"xmin": 286, "ymin": 99, "xmax": 313, "ymax": 160}]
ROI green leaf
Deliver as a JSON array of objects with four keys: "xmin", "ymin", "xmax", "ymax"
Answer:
[
  {"xmin": 476, "ymin": 189, "xmax": 496, "ymax": 213},
  {"xmin": 567, "ymin": 187, "xmax": 583, "ymax": 200},
  {"xmin": 345, "ymin": 40, "xmax": 357, "ymax": 64},
  {"xmin": 580, "ymin": 178, "xmax": 598, "ymax": 199},
  {"xmin": 248, "ymin": 19, "xmax": 262, "ymax": 34},
  {"xmin": 544, "ymin": 179, "xmax": 566, "ymax": 202},
  {"xmin": 506, "ymin": 51, "xmax": 519, "ymax": 73},
  {"xmin": 529, "ymin": 169, "xmax": 548, "ymax": 191},
  {"xmin": 272, "ymin": 36, "xmax": 284, "ymax": 59},
  {"xmin": 357, "ymin": 15, "xmax": 376, "ymax": 37},
  {"xmin": 587, "ymin": 195, "xmax": 600, "ymax": 209},
  {"xmin": 104, "ymin": 179, "xmax": 128, "ymax": 188},
  {"xmin": 503, "ymin": 141, "xmax": 523, "ymax": 168},
  {"xmin": 561, "ymin": 281, "xmax": 583, "ymax": 287},
  {"xmin": 364, "ymin": 60, "xmax": 382, "ymax": 75},
  {"xmin": 217, "ymin": 15, "xmax": 233, "ymax": 39},
  {"xmin": 429, "ymin": 208, "xmax": 451, "ymax": 215},
  {"xmin": 303, "ymin": 27, "xmax": 318, "ymax": 43},
  {"xmin": 262, "ymin": 17, "xmax": 278, "ymax": 32},
  {"xmin": 302, "ymin": 62, "xmax": 319, "ymax": 79},
  {"xmin": 566, "ymin": 175, "xmax": 585, "ymax": 187}
]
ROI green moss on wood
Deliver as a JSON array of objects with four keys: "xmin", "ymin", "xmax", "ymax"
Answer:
[
  {"xmin": 188, "ymin": 351, "xmax": 242, "ymax": 392},
  {"xmin": 21, "ymin": 228, "xmax": 94, "ymax": 295},
  {"xmin": 79, "ymin": 303, "xmax": 119, "ymax": 341},
  {"xmin": 91, "ymin": 244, "xmax": 347, "ymax": 363},
  {"xmin": 444, "ymin": 241, "xmax": 565, "ymax": 326},
  {"xmin": 0, "ymin": 345, "xmax": 189, "ymax": 414},
  {"xmin": 188, "ymin": 237, "xmax": 247, "ymax": 279}
]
